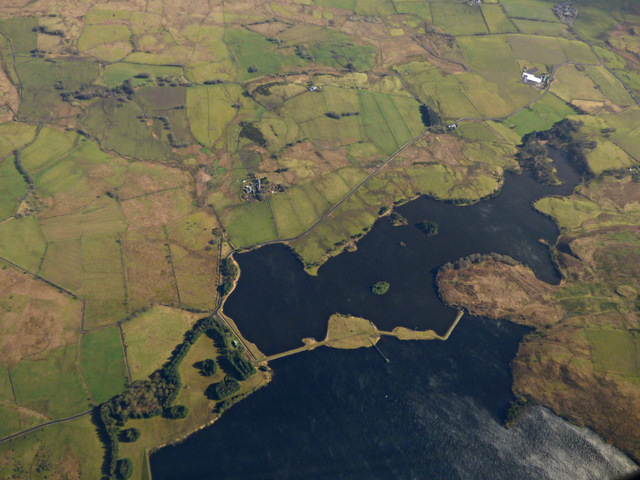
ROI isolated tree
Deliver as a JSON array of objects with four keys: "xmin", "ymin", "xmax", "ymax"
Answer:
[
  {"xmin": 115, "ymin": 458, "xmax": 133, "ymax": 480},
  {"xmin": 200, "ymin": 358, "xmax": 218, "ymax": 376},
  {"xmin": 163, "ymin": 405, "xmax": 189, "ymax": 419},
  {"xmin": 119, "ymin": 428, "xmax": 140, "ymax": 443}
]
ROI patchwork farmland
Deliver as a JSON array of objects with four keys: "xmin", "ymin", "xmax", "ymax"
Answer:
[{"xmin": 0, "ymin": 0, "xmax": 638, "ymax": 478}]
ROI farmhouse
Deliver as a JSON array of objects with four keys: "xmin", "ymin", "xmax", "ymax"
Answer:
[{"xmin": 522, "ymin": 72, "xmax": 543, "ymax": 84}]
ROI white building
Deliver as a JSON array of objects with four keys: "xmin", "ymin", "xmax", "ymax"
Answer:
[{"xmin": 522, "ymin": 72, "xmax": 543, "ymax": 84}]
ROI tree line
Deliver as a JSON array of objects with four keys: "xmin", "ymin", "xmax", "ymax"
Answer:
[
  {"xmin": 219, "ymin": 257, "xmax": 239, "ymax": 296},
  {"xmin": 94, "ymin": 314, "xmax": 252, "ymax": 479}
]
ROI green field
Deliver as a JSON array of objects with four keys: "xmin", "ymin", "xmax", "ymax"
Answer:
[
  {"xmin": 359, "ymin": 90, "xmax": 399, "ymax": 155},
  {"xmin": 270, "ymin": 193, "xmax": 306, "ymax": 239},
  {"xmin": 187, "ymin": 85, "xmax": 238, "ymax": 147},
  {"xmin": 585, "ymin": 66, "xmax": 636, "ymax": 107},
  {"xmin": 308, "ymin": 42, "xmax": 376, "ymax": 72},
  {"xmin": 354, "ymin": 0, "xmax": 395, "ymax": 16},
  {"xmin": 0, "ymin": 367, "xmax": 20, "ymax": 437},
  {"xmin": 551, "ymin": 65, "xmax": 607, "ymax": 103},
  {"xmin": 82, "ymin": 234, "xmax": 128, "ymax": 327},
  {"xmin": 224, "ymin": 201, "xmax": 279, "ymax": 247},
  {"xmin": 393, "ymin": 1, "xmax": 432, "ymax": 20},
  {"xmin": 457, "ymin": 35, "xmax": 537, "ymax": 112},
  {"xmin": 502, "ymin": 0, "xmax": 561, "ymax": 22},
  {"xmin": 80, "ymin": 97, "xmax": 171, "ymax": 162},
  {"xmin": 123, "ymin": 306, "xmax": 201, "ymax": 380},
  {"xmin": 39, "ymin": 196, "xmax": 126, "ymax": 241},
  {"xmin": 0, "ymin": 122, "xmax": 36, "ymax": 158},
  {"xmin": 101, "ymin": 63, "xmax": 184, "ymax": 88},
  {"xmin": 503, "ymin": 93, "xmax": 575, "ymax": 137},
  {"xmin": 0, "ymin": 216, "xmax": 46, "ymax": 272},
  {"xmin": 512, "ymin": 18, "xmax": 568, "ymax": 36},
  {"xmin": 431, "ymin": 2, "xmax": 489, "ymax": 35},
  {"xmin": 508, "ymin": 34, "xmax": 567, "ymax": 65},
  {"xmin": 257, "ymin": 111, "xmax": 305, "ymax": 152},
  {"xmin": 302, "ymin": 114, "xmax": 365, "ymax": 146},
  {"xmin": 79, "ymin": 327, "xmax": 128, "ymax": 403},
  {"xmin": 20, "ymin": 127, "xmax": 77, "ymax": 174},
  {"xmin": 77, "ymin": 24, "xmax": 132, "ymax": 61},
  {"xmin": 16, "ymin": 57, "xmax": 100, "ymax": 122},
  {"xmin": 534, "ymin": 196, "xmax": 602, "ymax": 230},
  {"xmin": 397, "ymin": 63, "xmax": 481, "ymax": 120},
  {"xmin": 286, "ymin": 91, "xmax": 328, "ymax": 123},
  {"xmin": 11, "ymin": 345, "xmax": 89, "ymax": 419},
  {"xmin": 587, "ymin": 328, "xmax": 640, "ymax": 377},
  {"xmin": 0, "ymin": 17, "xmax": 38, "ymax": 54},
  {"xmin": 482, "ymin": 5, "xmax": 517, "ymax": 33},
  {"xmin": 585, "ymin": 139, "xmax": 635, "ymax": 174},
  {"xmin": 225, "ymin": 28, "xmax": 290, "ymax": 80}
]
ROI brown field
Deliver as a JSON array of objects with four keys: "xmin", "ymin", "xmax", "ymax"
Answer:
[
  {"xmin": 0, "ymin": 265, "xmax": 81, "ymax": 367},
  {"xmin": 118, "ymin": 163, "xmax": 192, "ymax": 200},
  {"xmin": 571, "ymin": 99, "xmax": 623, "ymax": 115},
  {"xmin": 121, "ymin": 188, "xmax": 192, "ymax": 229},
  {"xmin": 395, "ymin": 133, "xmax": 467, "ymax": 168},
  {"xmin": 122, "ymin": 227, "xmax": 180, "ymax": 311},
  {"xmin": 341, "ymin": 18, "xmax": 389, "ymax": 41},
  {"xmin": 378, "ymin": 37, "xmax": 427, "ymax": 68},
  {"xmin": 608, "ymin": 23, "xmax": 640, "ymax": 66},
  {"xmin": 0, "ymin": 64, "xmax": 18, "ymax": 123},
  {"xmin": 171, "ymin": 247, "xmax": 219, "ymax": 311},
  {"xmin": 413, "ymin": 33, "xmax": 469, "ymax": 74}
]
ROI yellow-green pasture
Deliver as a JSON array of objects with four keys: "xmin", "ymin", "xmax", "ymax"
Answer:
[
  {"xmin": 79, "ymin": 327, "xmax": 128, "ymax": 404},
  {"xmin": 187, "ymin": 85, "xmax": 238, "ymax": 147},
  {"xmin": 0, "ymin": 415, "xmax": 103, "ymax": 480},
  {"xmin": 587, "ymin": 328, "xmax": 640, "ymax": 378},
  {"xmin": 122, "ymin": 306, "xmax": 202, "ymax": 381}
]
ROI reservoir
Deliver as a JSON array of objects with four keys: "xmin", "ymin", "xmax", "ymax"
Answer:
[
  {"xmin": 151, "ymin": 319, "xmax": 636, "ymax": 479},
  {"xmin": 223, "ymin": 148, "xmax": 580, "ymax": 356},
  {"xmin": 151, "ymin": 151, "xmax": 638, "ymax": 478}
]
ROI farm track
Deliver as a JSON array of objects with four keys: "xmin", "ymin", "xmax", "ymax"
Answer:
[{"xmin": 0, "ymin": 410, "xmax": 92, "ymax": 445}]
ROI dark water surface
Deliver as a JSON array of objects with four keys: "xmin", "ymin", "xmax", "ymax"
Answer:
[
  {"xmin": 151, "ymin": 153, "xmax": 638, "ymax": 478},
  {"xmin": 224, "ymin": 149, "xmax": 580, "ymax": 356},
  {"xmin": 151, "ymin": 318, "xmax": 636, "ymax": 479}
]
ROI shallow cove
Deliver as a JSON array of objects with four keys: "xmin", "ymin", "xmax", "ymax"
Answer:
[{"xmin": 224, "ymin": 148, "xmax": 580, "ymax": 356}]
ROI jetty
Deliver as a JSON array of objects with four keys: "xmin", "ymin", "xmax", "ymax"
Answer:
[{"xmin": 370, "ymin": 337, "xmax": 390, "ymax": 363}]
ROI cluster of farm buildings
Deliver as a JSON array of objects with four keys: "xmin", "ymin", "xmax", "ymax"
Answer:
[{"xmin": 521, "ymin": 68, "xmax": 549, "ymax": 87}]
